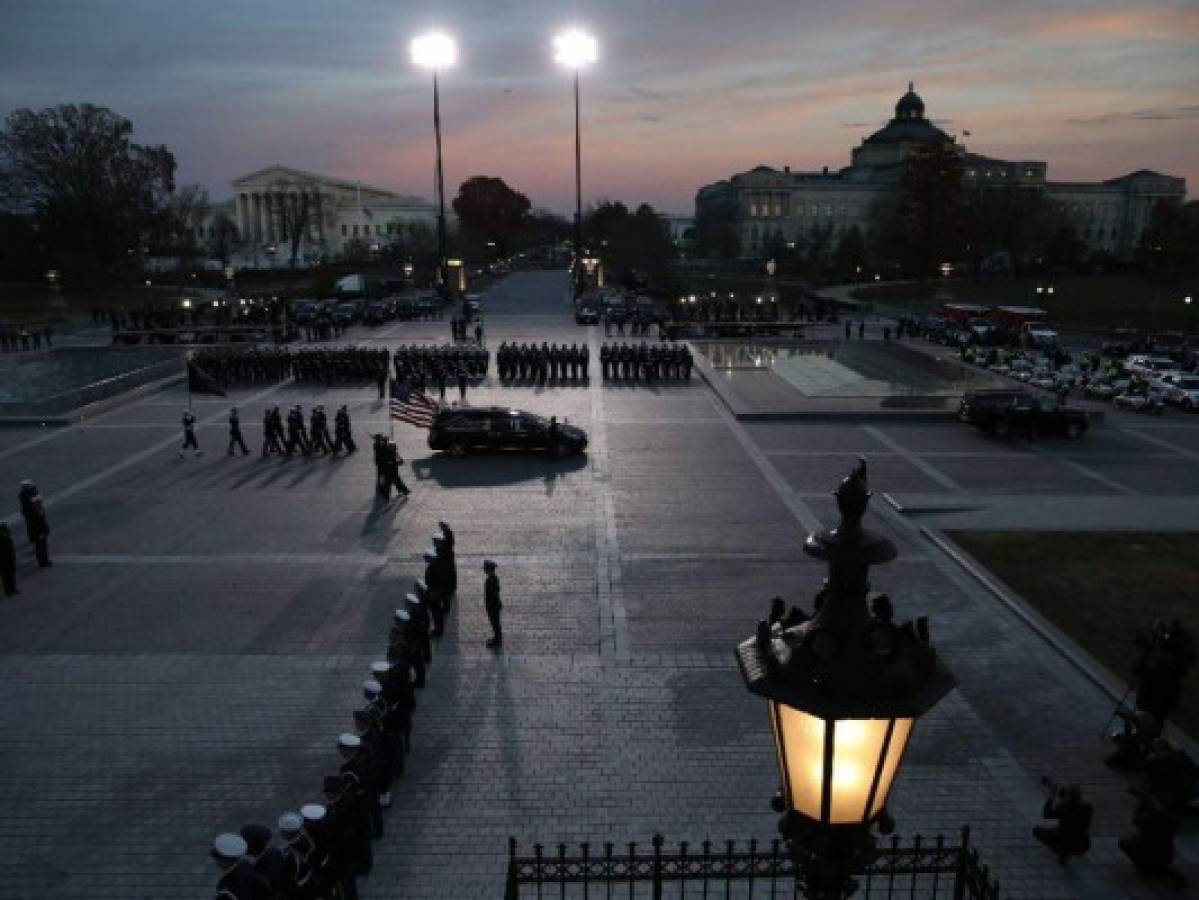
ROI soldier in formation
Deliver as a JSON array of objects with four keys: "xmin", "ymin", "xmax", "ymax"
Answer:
[
  {"xmin": 309, "ymin": 406, "xmax": 334, "ymax": 455},
  {"xmin": 495, "ymin": 342, "xmax": 590, "ymax": 383},
  {"xmin": 191, "ymin": 347, "xmax": 389, "ymax": 388},
  {"xmin": 599, "ymin": 342, "xmax": 692, "ymax": 382},
  {"xmin": 210, "ymin": 522, "xmax": 475, "ymax": 898},
  {"xmin": 392, "ymin": 343, "xmax": 488, "ymax": 384}
]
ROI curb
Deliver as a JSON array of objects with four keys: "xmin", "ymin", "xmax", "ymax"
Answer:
[{"xmin": 922, "ymin": 526, "xmax": 1199, "ymax": 757}]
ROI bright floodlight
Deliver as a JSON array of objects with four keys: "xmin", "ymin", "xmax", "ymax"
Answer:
[
  {"xmin": 411, "ymin": 31, "xmax": 457, "ymax": 69},
  {"xmin": 553, "ymin": 27, "xmax": 598, "ymax": 69}
]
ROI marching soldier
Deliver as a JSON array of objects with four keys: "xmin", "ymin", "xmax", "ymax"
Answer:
[
  {"xmin": 0, "ymin": 523, "xmax": 16, "ymax": 596},
  {"xmin": 285, "ymin": 406, "xmax": 310, "ymax": 456},
  {"xmin": 211, "ymin": 832, "xmax": 271, "ymax": 900},
  {"xmin": 384, "ymin": 440, "xmax": 410, "ymax": 499},
  {"xmin": 438, "ymin": 521, "xmax": 457, "ymax": 607},
  {"xmin": 261, "ymin": 408, "xmax": 277, "ymax": 457},
  {"xmin": 600, "ymin": 343, "xmax": 610, "ymax": 380},
  {"xmin": 227, "ymin": 407, "xmax": 249, "ymax": 456},
  {"xmin": 484, "ymin": 559, "xmax": 502, "ymax": 649},
  {"xmin": 309, "ymin": 406, "xmax": 333, "ymax": 455},
  {"xmin": 332, "ymin": 405, "xmax": 356, "ymax": 455}
]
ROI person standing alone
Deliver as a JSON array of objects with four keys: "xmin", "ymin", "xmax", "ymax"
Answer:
[
  {"xmin": 181, "ymin": 408, "xmax": 201, "ymax": 457},
  {"xmin": 227, "ymin": 407, "xmax": 249, "ymax": 456},
  {"xmin": 483, "ymin": 560, "xmax": 502, "ymax": 649}
]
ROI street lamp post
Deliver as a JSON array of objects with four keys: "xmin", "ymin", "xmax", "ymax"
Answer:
[
  {"xmin": 553, "ymin": 27, "xmax": 598, "ymax": 299},
  {"xmin": 736, "ymin": 459, "xmax": 955, "ymax": 899},
  {"xmin": 411, "ymin": 31, "xmax": 458, "ymax": 301}
]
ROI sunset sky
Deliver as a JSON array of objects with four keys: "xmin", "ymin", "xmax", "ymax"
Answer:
[{"xmin": 3, "ymin": 0, "xmax": 1197, "ymax": 213}]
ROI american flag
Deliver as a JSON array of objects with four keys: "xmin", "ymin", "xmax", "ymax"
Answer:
[{"xmin": 390, "ymin": 379, "xmax": 439, "ymax": 428}]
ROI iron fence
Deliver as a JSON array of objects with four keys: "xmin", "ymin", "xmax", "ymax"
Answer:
[{"xmin": 505, "ymin": 827, "xmax": 1001, "ymax": 899}]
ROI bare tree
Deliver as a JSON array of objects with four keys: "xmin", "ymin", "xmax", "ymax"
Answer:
[{"xmin": 207, "ymin": 210, "xmax": 239, "ymax": 265}]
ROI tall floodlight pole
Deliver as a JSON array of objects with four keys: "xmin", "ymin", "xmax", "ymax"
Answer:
[
  {"xmin": 553, "ymin": 28, "xmax": 598, "ymax": 299},
  {"xmin": 411, "ymin": 31, "xmax": 458, "ymax": 299}
]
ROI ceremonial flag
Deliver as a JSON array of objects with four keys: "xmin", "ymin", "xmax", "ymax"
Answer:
[
  {"xmin": 187, "ymin": 360, "xmax": 227, "ymax": 397},
  {"xmin": 390, "ymin": 379, "xmax": 438, "ymax": 428}
]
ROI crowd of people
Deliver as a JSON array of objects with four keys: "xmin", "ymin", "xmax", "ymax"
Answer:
[
  {"xmin": 209, "ymin": 523, "xmax": 506, "ymax": 900},
  {"xmin": 1033, "ymin": 618, "xmax": 1195, "ymax": 887},
  {"xmin": 1, "ymin": 479, "xmax": 52, "ymax": 598},
  {"xmin": 495, "ymin": 342, "xmax": 589, "ymax": 383},
  {"xmin": 599, "ymin": 342, "xmax": 692, "ymax": 382},
  {"xmin": 1, "ymin": 325, "xmax": 53, "ymax": 353}
]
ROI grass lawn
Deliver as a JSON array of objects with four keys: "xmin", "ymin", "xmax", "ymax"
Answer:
[
  {"xmin": 851, "ymin": 273, "xmax": 1197, "ymax": 332},
  {"xmin": 947, "ymin": 531, "xmax": 1199, "ymax": 738}
]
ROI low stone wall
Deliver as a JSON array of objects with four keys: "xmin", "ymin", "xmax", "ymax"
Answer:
[{"xmin": 0, "ymin": 352, "xmax": 182, "ymax": 416}]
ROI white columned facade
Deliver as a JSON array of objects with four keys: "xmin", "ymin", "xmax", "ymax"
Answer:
[{"xmin": 251, "ymin": 193, "xmax": 262, "ymax": 244}]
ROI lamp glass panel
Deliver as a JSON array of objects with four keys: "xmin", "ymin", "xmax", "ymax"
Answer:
[
  {"xmin": 868, "ymin": 718, "xmax": 914, "ymax": 820},
  {"xmin": 829, "ymin": 718, "xmax": 892, "ymax": 823},
  {"xmin": 771, "ymin": 702, "xmax": 826, "ymax": 820}
]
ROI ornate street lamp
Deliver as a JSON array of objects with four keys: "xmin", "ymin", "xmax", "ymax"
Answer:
[
  {"xmin": 411, "ymin": 30, "xmax": 457, "ymax": 299},
  {"xmin": 553, "ymin": 27, "xmax": 598, "ymax": 299},
  {"xmin": 736, "ymin": 459, "xmax": 955, "ymax": 899}
]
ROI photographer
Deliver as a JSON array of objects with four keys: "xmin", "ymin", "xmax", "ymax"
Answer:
[{"xmin": 1032, "ymin": 780, "xmax": 1091, "ymax": 863}]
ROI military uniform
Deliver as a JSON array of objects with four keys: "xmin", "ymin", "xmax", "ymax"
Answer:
[
  {"xmin": 228, "ymin": 408, "xmax": 249, "ymax": 456},
  {"xmin": 277, "ymin": 812, "xmax": 318, "ymax": 900},
  {"xmin": 484, "ymin": 560, "xmax": 502, "ymax": 648},
  {"xmin": 240, "ymin": 823, "xmax": 291, "ymax": 896},
  {"xmin": 211, "ymin": 832, "xmax": 272, "ymax": 900},
  {"xmin": 0, "ymin": 523, "xmax": 17, "ymax": 596},
  {"xmin": 333, "ymin": 406, "xmax": 356, "ymax": 455},
  {"xmin": 182, "ymin": 410, "xmax": 199, "ymax": 452}
]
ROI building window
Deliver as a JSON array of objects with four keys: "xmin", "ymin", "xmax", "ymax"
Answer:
[
  {"xmin": 341, "ymin": 224, "xmax": 347, "ymax": 236},
  {"xmin": 839, "ymin": 204, "xmax": 848, "ymax": 216},
  {"xmin": 967, "ymin": 170, "xmax": 976, "ymax": 178},
  {"xmin": 749, "ymin": 203, "xmax": 758, "ymax": 217},
  {"xmin": 824, "ymin": 205, "xmax": 832, "ymax": 216},
  {"xmin": 811, "ymin": 205, "xmax": 819, "ymax": 216},
  {"xmin": 772, "ymin": 203, "xmax": 782, "ymax": 217}
]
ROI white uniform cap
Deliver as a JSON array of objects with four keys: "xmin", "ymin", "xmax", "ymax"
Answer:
[
  {"xmin": 394, "ymin": 608, "xmax": 410, "ymax": 622},
  {"xmin": 362, "ymin": 678, "xmax": 382, "ymax": 697},
  {"xmin": 405, "ymin": 592, "xmax": 421, "ymax": 606},
  {"xmin": 370, "ymin": 660, "xmax": 391, "ymax": 675},
  {"xmin": 278, "ymin": 812, "xmax": 303, "ymax": 834},
  {"xmin": 338, "ymin": 732, "xmax": 361, "ymax": 749},
  {"xmin": 212, "ymin": 833, "xmax": 247, "ymax": 859},
  {"xmin": 300, "ymin": 804, "xmax": 326, "ymax": 821}
]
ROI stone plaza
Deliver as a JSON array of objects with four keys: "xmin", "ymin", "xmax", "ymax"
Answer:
[{"xmin": 1, "ymin": 271, "xmax": 1198, "ymax": 897}]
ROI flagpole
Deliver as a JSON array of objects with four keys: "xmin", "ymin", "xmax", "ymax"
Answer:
[
  {"xmin": 186, "ymin": 351, "xmax": 193, "ymax": 410},
  {"xmin": 389, "ymin": 378, "xmax": 395, "ymax": 441}
]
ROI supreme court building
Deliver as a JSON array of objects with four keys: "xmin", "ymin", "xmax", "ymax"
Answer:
[
  {"xmin": 696, "ymin": 84, "xmax": 1187, "ymax": 262},
  {"xmin": 199, "ymin": 165, "xmax": 442, "ymax": 267}
]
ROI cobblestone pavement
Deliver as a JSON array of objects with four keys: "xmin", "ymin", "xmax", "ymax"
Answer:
[{"xmin": 0, "ymin": 271, "xmax": 1197, "ymax": 898}]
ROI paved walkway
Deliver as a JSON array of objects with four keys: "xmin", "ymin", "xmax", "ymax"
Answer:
[{"xmin": 0, "ymin": 271, "xmax": 1196, "ymax": 898}]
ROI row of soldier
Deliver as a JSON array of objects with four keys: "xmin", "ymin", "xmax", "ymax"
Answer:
[
  {"xmin": 495, "ymin": 342, "xmax": 590, "ymax": 382},
  {"xmin": 191, "ymin": 348, "xmax": 388, "ymax": 388},
  {"xmin": 259, "ymin": 405, "xmax": 357, "ymax": 458},
  {"xmin": 0, "ymin": 326, "xmax": 52, "ymax": 353},
  {"xmin": 391, "ymin": 344, "xmax": 489, "ymax": 382},
  {"xmin": 209, "ymin": 523, "xmax": 458, "ymax": 899},
  {"xmin": 2, "ymin": 479, "xmax": 52, "ymax": 598},
  {"xmin": 599, "ymin": 342, "xmax": 693, "ymax": 381}
]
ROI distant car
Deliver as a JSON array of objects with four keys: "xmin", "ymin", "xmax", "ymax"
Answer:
[
  {"xmin": 428, "ymin": 407, "xmax": 588, "ymax": 457},
  {"xmin": 1113, "ymin": 392, "xmax": 1165, "ymax": 415},
  {"xmin": 1164, "ymin": 375, "xmax": 1199, "ymax": 412},
  {"xmin": 958, "ymin": 389, "xmax": 1087, "ymax": 439},
  {"xmin": 575, "ymin": 304, "xmax": 600, "ymax": 325}
]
